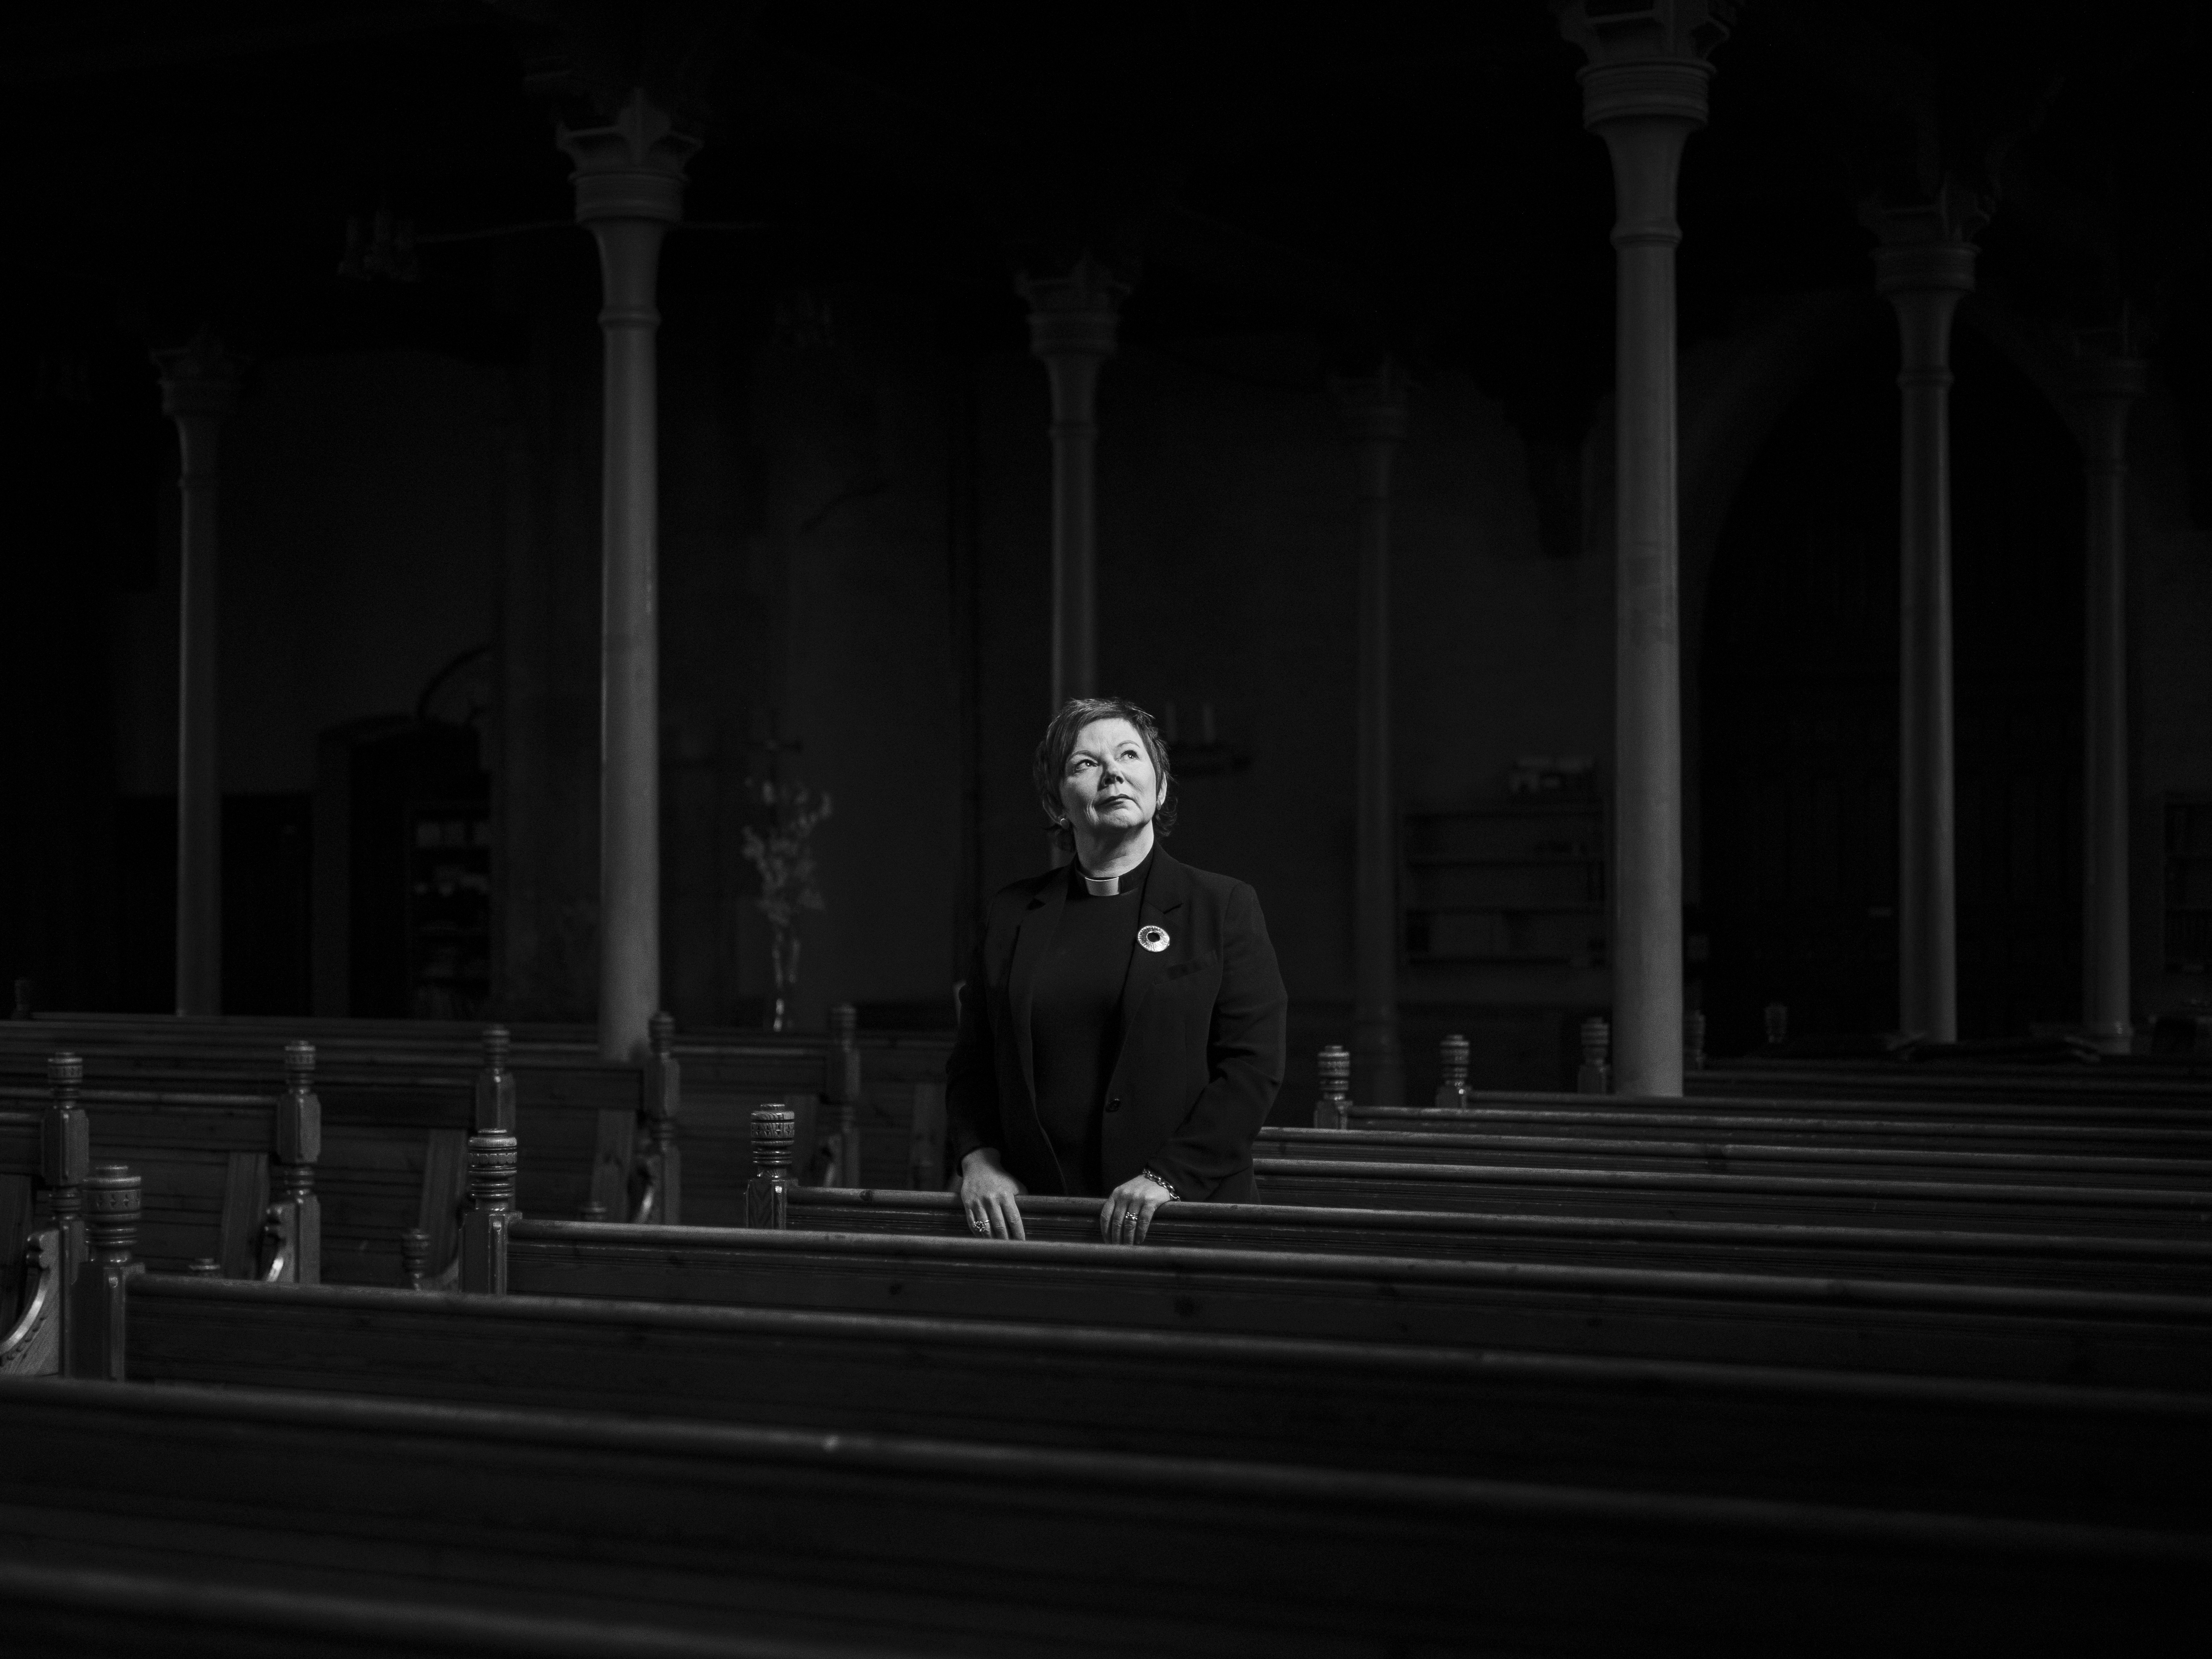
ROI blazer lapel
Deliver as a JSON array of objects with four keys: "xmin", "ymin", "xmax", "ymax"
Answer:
[
  {"xmin": 1008, "ymin": 871, "xmax": 1067, "ymax": 1116},
  {"xmin": 1115, "ymin": 849, "xmax": 1191, "ymax": 1042}
]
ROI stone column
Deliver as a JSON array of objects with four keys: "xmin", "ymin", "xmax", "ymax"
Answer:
[
  {"xmin": 154, "ymin": 336, "xmax": 240, "ymax": 1017},
  {"xmin": 2075, "ymin": 340, "xmax": 2146, "ymax": 1053},
  {"xmin": 1019, "ymin": 256, "xmax": 1125, "ymax": 710},
  {"xmin": 1337, "ymin": 364, "xmax": 1408, "ymax": 1107},
  {"xmin": 558, "ymin": 91, "xmax": 697, "ymax": 1063},
  {"xmin": 1870, "ymin": 189, "xmax": 1982, "ymax": 1043},
  {"xmin": 1559, "ymin": 1, "xmax": 1725, "ymax": 1097}
]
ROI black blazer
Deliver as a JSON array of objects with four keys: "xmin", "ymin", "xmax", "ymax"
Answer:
[{"xmin": 946, "ymin": 848, "xmax": 1288, "ymax": 1202}]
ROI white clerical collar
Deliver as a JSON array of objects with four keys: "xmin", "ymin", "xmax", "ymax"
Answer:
[{"xmin": 1076, "ymin": 861, "xmax": 1143, "ymax": 898}]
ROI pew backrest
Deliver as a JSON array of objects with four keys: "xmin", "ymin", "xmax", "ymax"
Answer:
[
  {"xmin": 1248, "ymin": 1154, "xmax": 2212, "ymax": 1237},
  {"xmin": 772, "ymin": 1188, "xmax": 2212, "ymax": 1291},
  {"xmin": 499, "ymin": 1217, "xmax": 2212, "ymax": 1387},
  {"xmin": 1256, "ymin": 1124, "xmax": 2212, "ymax": 1189},
  {"xmin": 1343, "ymin": 1103, "xmax": 2212, "ymax": 1159},
  {"xmin": 2, "ymin": 1374, "xmax": 2197, "ymax": 1655},
  {"xmin": 113, "ymin": 1272, "xmax": 2212, "ymax": 1536}
]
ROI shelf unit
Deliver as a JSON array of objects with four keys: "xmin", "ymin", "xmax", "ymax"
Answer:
[
  {"xmin": 1401, "ymin": 797, "xmax": 1607, "ymax": 969},
  {"xmin": 406, "ymin": 800, "xmax": 492, "ymax": 1018},
  {"xmin": 2165, "ymin": 794, "xmax": 2212, "ymax": 975}
]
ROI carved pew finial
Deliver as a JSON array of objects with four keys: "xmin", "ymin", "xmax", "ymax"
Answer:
[
  {"xmin": 1578, "ymin": 1017, "xmax": 1611, "ymax": 1095},
  {"xmin": 40, "ymin": 1052, "xmax": 89, "ymax": 1281},
  {"xmin": 1435, "ymin": 1035, "xmax": 1471, "ymax": 1108},
  {"xmin": 476, "ymin": 1025, "xmax": 517, "ymax": 1133},
  {"xmin": 1315, "ymin": 1045, "xmax": 1350, "ymax": 1131},
  {"xmin": 746, "ymin": 1105, "xmax": 797, "ymax": 1230},
  {"xmin": 1763, "ymin": 1002, "xmax": 1788, "ymax": 1048},
  {"xmin": 460, "ymin": 1129, "xmax": 519, "ymax": 1295},
  {"xmin": 399, "ymin": 1228, "xmax": 430, "ymax": 1291},
  {"xmin": 79, "ymin": 1163, "xmax": 143, "ymax": 1380},
  {"xmin": 266, "ymin": 1041, "xmax": 323, "ymax": 1284}
]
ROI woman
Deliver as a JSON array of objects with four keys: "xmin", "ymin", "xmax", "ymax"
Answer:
[{"xmin": 947, "ymin": 696, "xmax": 1287, "ymax": 1244}]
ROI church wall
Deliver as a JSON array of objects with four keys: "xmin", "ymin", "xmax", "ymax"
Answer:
[
  {"xmin": 106, "ymin": 351, "xmax": 508, "ymax": 799},
  {"xmin": 494, "ymin": 299, "xmax": 603, "ymax": 1022},
  {"xmin": 738, "ymin": 284, "xmax": 961, "ymax": 1031},
  {"xmin": 2127, "ymin": 392, "xmax": 2212, "ymax": 1022}
]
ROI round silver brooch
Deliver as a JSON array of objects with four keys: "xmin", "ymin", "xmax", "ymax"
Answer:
[{"xmin": 1137, "ymin": 925, "xmax": 1170, "ymax": 953}]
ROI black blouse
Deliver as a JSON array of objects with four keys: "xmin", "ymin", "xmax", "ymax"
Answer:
[{"xmin": 1028, "ymin": 855, "xmax": 1149, "ymax": 1196}]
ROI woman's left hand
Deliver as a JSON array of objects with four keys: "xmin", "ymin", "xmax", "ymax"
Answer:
[{"xmin": 1100, "ymin": 1173, "xmax": 1172, "ymax": 1245}]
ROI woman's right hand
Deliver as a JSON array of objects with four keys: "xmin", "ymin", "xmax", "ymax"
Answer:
[{"xmin": 957, "ymin": 1149, "xmax": 1028, "ymax": 1240}]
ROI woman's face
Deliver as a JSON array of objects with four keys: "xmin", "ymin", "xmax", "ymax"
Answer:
[{"xmin": 1059, "ymin": 718, "xmax": 1160, "ymax": 840}]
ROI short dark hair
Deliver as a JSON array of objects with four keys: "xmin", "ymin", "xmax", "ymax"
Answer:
[{"xmin": 1033, "ymin": 696, "xmax": 1178, "ymax": 851}]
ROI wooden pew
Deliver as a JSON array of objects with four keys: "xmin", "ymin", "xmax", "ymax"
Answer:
[
  {"xmin": 497, "ymin": 1219, "xmax": 2212, "ymax": 1388},
  {"xmin": 0, "ymin": 1556, "xmax": 891, "ymax": 1659},
  {"xmin": 1, "ymin": 1377, "xmax": 2194, "ymax": 1657},
  {"xmin": 402, "ymin": 1119, "xmax": 2212, "ymax": 1389},
  {"xmin": 1702, "ymin": 1055, "xmax": 2212, "ymax": 1110},
  {"xmin": 1378, "ymin": 1035, "xmax": 2212, "ymax": 1131},
  {"xmin": 773, "ymin": 1188, "xmax": 2212, "ymax": 1291},
  {"xmin": 0, "ymin": 1045, "xmax": 322, "ymax": 1280},
  {"xmin": 121, "ymin": 1273, "xmax": 2212, "ymax": 1534},
  {"xmin": 1255, "ymin": 1124, "xmax": 2212, "ymax": 1189},
  {"xmin": 1345, "ymin": 1100, "xmax": 2212, "ymax": 1159},
  {"xmin": 417, "ymin": 1112, "xmax": 2212, "ymax": 1377},
  {"xmin": 0, "ymin": 1029, "xmax": 653, "ymax": 1284},
  {"xmin": 1247, "ymin": 1154, "xmax": 2211, "ymax": 1237},
  {"xmin": 0, "ymin": 1009, "xmax": 926, "ymax": 1222}
]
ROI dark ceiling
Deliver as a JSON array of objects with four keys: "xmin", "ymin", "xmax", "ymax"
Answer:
[{"xmin": 8, "ymin": 1, "xmax": 2207, "ymax": 448}]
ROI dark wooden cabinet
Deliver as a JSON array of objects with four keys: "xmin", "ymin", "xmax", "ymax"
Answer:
[
  {"xmin": 2163, "ymin": 794, "xmax": 2212, "ymax": 976},
  {"xmin": 405, "ymin": 802, "xmax": 491, "ymax": 1018},
  {"xmin": 1401, "ymin": 799, "xmax": 1607, "ymax": 968}
]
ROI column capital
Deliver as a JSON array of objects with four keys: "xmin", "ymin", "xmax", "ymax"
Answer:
[
  {"xmin": 2073, "ymin": 331, "xmax": 2149, "ymax": 470},
  {"xmin": 1332, "ymin": 360, "xmax": 1409, "ymax": 447},
  {"xmin": 1865, "ymin": 185, "xmax": 1987, "ymax": 296},
  {"xmin": 1019, "ymin": 254, "xmax": 1127, "ymax": 361},
  {"xmin": 2072, "ymin": 336, "xmax": 2150, "ymax": 404},
  {"xmin": 1556, "ymin": 0, "xmax": 1729, "ymax": 128},
  {"xmin": 153, "ymin": 333, "xmax": 241, "ymax": 422},
  {"xmin": 558, "ymin": 87, "xmax": 697, "ymax": 225}
]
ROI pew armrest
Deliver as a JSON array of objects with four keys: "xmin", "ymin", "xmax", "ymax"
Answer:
[
  {"xmin": 259, "ymin": 1204, "xmax": 294, "ymax": 1284},
  {"xmin": 0, "ymin": 1228, "xmax": 61, "ymax": 1375}
]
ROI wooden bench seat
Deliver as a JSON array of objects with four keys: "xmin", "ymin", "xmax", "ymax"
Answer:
[
  {"xmin": 777, "ymin": 1189, "xmax": 2212, "ymax": 1290},
  {"xmin": 1248, "ymin": 1155, "xmax": 2212, "ymax": 1237},
  {"xmin": 0, "ymin": 1378, "xmax": 2190, "ymax": 1656},
  {"xmin": 500, "ymin": 1219, "xmax": 2212, "ymax": 1387}
]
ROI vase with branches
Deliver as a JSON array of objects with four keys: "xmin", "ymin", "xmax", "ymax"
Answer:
[{"xmin": 740, "ymin": 779, "xmax": 833, "ymax": 1032}]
